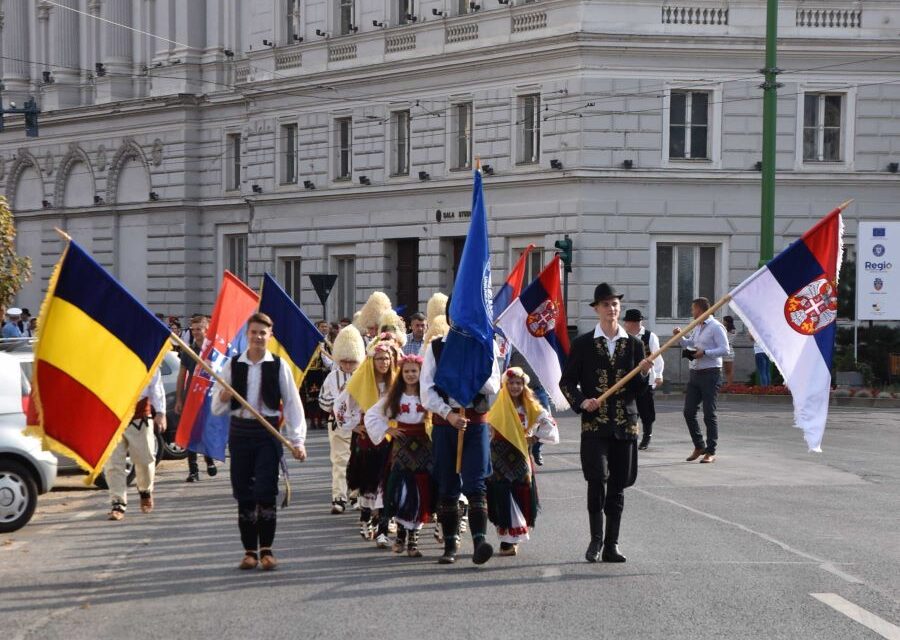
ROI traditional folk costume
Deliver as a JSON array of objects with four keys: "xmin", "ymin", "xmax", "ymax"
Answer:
[
  {"xmin": 106, "ymin": 370, "xmax": 165, "ymax": 520},
  {"xmin": 364, "ymin": 365, "xmax": 434, "ymax": 557},
  {"xmin": 559, "ymin": 283, "xmax": 649, "ymax": 564},
  {"xmin": 211, "ymin": 349, "xmax": 306, "ymax": 570},
  {"xmin": 335, "ymin": 337, "xmax": 400, "ymax": 545},
  {"xmin": 485, "ymin": 368, "xmax": 559, "ymax": 554},
  {"xmin": 421, "ymin": 335, "xmax": 501, "ymax": 565},
  {"xmin": 318, "ymin": 325, "xmax": 366, "ymax": 514}
]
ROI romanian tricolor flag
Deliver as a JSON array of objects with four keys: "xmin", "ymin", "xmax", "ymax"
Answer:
[
  {"xmin": 258, "ymin": 273, "xmax": 323, "ymax": 387},
  {"xmin": 26, "ymin": 239, "xmax": 171, "ymax": 483},
  {"xmin": 175, "ymin": 272, "xmax": 258, "ymax": 460}
]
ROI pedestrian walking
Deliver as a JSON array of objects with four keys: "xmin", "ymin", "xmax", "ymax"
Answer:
[
  {"xmin": 175, "ymin": 314, "xmax": 218, "ymax": 482},
  {"xmin": 674, "ymin": 298, "xmax": 730, "ymax": 464},
  {"xmin": 210, "ymin": 312, "xmax": 307, "ymax": 571},
  {"xmin": 722, "ymin": 315, "xmax": 737, "ymax": 385},
  {"xmin": 560, "ymin": 283, "xmax": 653, "ymax": 563}
]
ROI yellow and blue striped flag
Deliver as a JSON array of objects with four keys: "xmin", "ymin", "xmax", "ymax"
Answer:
[{"xmin": 259, "ymin": 273, "xmax": 323, "ymax": 387}]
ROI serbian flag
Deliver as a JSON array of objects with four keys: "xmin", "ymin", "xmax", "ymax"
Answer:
[
  {"xmin": 495, "ymin": 255, "xmax": 571, "ymax": 410},
  {"xmin": 175, "ymin": 272, "xmax": 258, "ymax": 460},
  {"xmin": 494, "ymin": 244, "xmax": 536, "ymax": 365},
  {"xmin": 26, "ymin": 240, "xmax": 171, "ymax": 484},
  {"xmin": 434, "ymin": 167, "xmax": 496, "ymax": 406},
  {"xmin": 259, "ymin": 273, "xmax": 323, "ymax": 387},
  {"xmin": 729, "ymin": 205, "xmax": 844, "ymax": 452}
]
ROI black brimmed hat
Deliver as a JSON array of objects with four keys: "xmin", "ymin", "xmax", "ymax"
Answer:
[
  {"xmin": 623, "ymin": 309, "xmax": 644, "ymax": 322},
  {"xmin": 588, "ymin": 283, "xmax": 624, "ymax": 307}
]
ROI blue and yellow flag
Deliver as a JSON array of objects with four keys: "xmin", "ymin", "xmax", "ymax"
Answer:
[
  {"xmin": 26, "ymin": 239, "xmax": 171, "ymax": 483},
  {"xmin": 259, "ymin": 272, "xmax": 323, "ymax": 387}
]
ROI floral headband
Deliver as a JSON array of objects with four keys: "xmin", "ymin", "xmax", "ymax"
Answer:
[
  {"xmin": 504, "ymin": 366, "xmax": 531, "ymax": 385},
  {"xmin": 399, "ymin": 354, "xmax": 424, "ymax": 365}
]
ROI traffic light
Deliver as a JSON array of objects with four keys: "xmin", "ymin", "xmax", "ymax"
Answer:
[
  {"xmin": 554, "ymin": 235, "xmax": 573, "ymax": 273},
  {"xmin": 23, "ymin": 98, "xmax": 39, "ymax": 138}
]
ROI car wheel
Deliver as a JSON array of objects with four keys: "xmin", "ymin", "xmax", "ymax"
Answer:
[
  {"xmin": 93, "ymin": 457, "xmax": 137, "ymax": 490},
  {"xmin": 157, "ymin": 430, "xmax": 189, "ymax": 461},
  {"xmin": 0, "ymin": 459, "xmax": 39, "ymax": 533}
]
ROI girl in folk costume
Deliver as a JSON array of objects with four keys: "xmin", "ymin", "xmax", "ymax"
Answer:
[
  {"xmin": 364, "ymin": 354, "xmax": 434, "ymax": 557},
  {"xmin": 486, "ymin": 367, "xmax": 559, "ymax": 557},
  {"xmin": 318, "ymin": 325, "xmax": 366, "ymax": 514},
  {"xmin": 335, "ymin": 335, "xmax": 400, "ymax": 547}
]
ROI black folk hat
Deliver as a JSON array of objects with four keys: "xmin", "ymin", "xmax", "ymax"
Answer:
[
  {"xmin": 623, "ymin": 308, "xmax": 644, "ymax": 322},
  {"xmin": 589, "ymin": 283, "xmax": 624, "ymax": 307}
]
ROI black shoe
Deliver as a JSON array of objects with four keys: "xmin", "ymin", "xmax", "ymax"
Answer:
[
  {"xmin": 207, "ymin": 463, "xmax": 218, "ymax": 477},
  {"xmin": 638, "ymin": 436, "xmax": 651, "ymax": 451},
  {"xmin": 185, "ymin": 472, "xmax": 199, "ymax": 483},
  {"xmin": 585, "ymin": 538, "xmax": 603, "ymax": 563},
  {"xmin": 438, "ymin": 536, "xmax": 460, "ymax": 564},
  {"xmin": 533, "ymin": 452, "xmax": 544, "ymax": 466},
  {"xmin": 472, "ymin": 538, "xmax": 494, "ymax": 565},
  {"xmin": 602, "ymin": 543, "xmax": 627, "ymax": 563}
]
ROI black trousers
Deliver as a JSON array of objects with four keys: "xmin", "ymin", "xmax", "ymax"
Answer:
[
  {"xmin": 635, "ymin": 387, "xmax": 656, "ymax": 436},
  {"xmin": 230, "ymin": 418, "xmax": 283, "ymax": 551},
  {"xmin": 187, "ymin": 451, "xmax": 214, "ymax": 473},
  {"xmin": 580, "ymin": 432, "xmax": 638, "ymax": 516},
  {"xmin": 683, "ymin": 368, "xmax": 721, "ymax": 455}
]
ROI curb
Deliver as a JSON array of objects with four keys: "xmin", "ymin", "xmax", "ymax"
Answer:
[{"xmin": 654, "ymin": 392, "xmax": 900, "ymax": 409}]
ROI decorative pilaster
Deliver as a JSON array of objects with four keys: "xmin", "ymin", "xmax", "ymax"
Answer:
[{"xmin": 1, "ymin": 0, "xmax": 31, "ymax": 97}]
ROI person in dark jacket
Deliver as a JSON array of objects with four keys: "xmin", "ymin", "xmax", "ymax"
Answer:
[{"xmin": 560, "ymin": 283, "xmax": 653, "ymax": 564}]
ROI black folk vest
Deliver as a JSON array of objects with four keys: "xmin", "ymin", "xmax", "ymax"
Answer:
[{"xmin": 230, "ymin": 355, "xmax": 283, "ymax": 413}]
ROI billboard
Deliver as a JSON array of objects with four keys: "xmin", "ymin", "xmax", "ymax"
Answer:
[{"xmin": 856, "ymin": 221, "xmax": 900, "ymax": 320}]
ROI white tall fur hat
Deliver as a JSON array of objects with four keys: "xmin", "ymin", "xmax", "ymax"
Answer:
[
  {"xmin": 356, "ymin": 291, "xmax": 393, "ymax": 332},
  {"xmin": 332, "ymin": 325, "xmax": 366, "ymax": 363},
  {"xmin": 426, "ymin": 292, "xmax": 448, "ymax": 325},
  {"xmin": 422, "ymin": 314, "xmax": 449, "ymax": 346},
  {"xmin": 378, "ymin": 309, "xmax": 407, "ymax": 347}
]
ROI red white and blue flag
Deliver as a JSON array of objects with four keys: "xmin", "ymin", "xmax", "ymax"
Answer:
[
  {"xmin": 495, "ymin": 255, "xmax": 571, "ymax": 409},
  {"xmin": 729, "ymin": 205, "xmax": 844, "ymax": 452},
  {"xmin": 174, "ymin": 272, "xmax": 259, "ymax": 461},
  {"xmin": 494, "ymin": 244, "xmax": 536, "ymax": 364}
]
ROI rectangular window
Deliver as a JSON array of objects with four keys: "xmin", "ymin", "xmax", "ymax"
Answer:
[
  {"xmin": 225, "ymin": 234, "xmax": 248, "ymax": 283},
  {"xmin": 655, "ymin": 243, "xmax": 718, "ymax": 319},
  {"xmin": 226, "ymin": 133, "xmax": 241, "ymax": 190},
  {"xmin": 522, "ymin": 247, "xmax": 544, "ymax": 285},
  {"xmin": 286, "ymin": 0, "xmax": 299, "ymax": 42},
  {"xmin": 339, "ymin": 0, "xmax": 355, "ymax": 35},
  {"xmin": 392, "ymin": 110, "xmax": 410, "ymax": 176},
  {"xmin": 281, "ymin": 123, "xmax": 297, "ymax": 184},
  {"xmin": 335, "ymin": 117, "xmax": 352, "ymax": 180},
  {"xmin": 669, "ymin": 91, "xmax": 709, "ymax": 160},
  {"xmin": 517, "ymin": 94, "xmax": 541, "ymax": 164},
  {"xmin": 335, "ymin": 256, "xmax": 356, "ymax": 319},
  {"xmin": 399, "ymin": 0, "xmax": 416, "ymax": 24},
  {"xmin": 282, "ymin": 257, "xmax": 302, "ymax": 304},
  {"xmin": 456, "ymin": 0, "xmax": 470, "ymax": 15},
  {"xmin": 451, "ymin": 102, "xmax": 473, "ymax": 170},
  {"xmin": 803, "ymin": 93, "xmax": 843, "ymax": 162}
]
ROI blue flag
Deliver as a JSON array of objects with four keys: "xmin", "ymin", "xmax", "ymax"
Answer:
[{"xmin": 434, "ymin": 169, "xmax": 495, "ymax": 406}]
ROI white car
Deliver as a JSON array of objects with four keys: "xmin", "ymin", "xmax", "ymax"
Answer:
[{"xmin": 0, "ymin": 343, "xmax": 58, "ymax": 532}]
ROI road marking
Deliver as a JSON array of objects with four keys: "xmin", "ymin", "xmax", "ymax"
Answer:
[
  {"xmin": 811, "ymin": 593, "xmax": 900, "ymax": 640},
  {"xmin": 541, "ymin": 567, "xmax": 562, "ymax": 579},
  {"xmin": 635, "ymin": 487, "xmax": 866, "ymax": 585}
]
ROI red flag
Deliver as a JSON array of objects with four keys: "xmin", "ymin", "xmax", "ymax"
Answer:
[{"xmin": 174, "ymin": 272, "xmax": 259, "ymax": 459}]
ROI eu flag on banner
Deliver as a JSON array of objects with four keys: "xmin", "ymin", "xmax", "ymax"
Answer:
[
  {"xmin": 175, "ymin": 272, "xmax": 258, "ymax": 461},
  {"xmin": 434, "ymin": 169, "xmax": 495, "ymax": 406},
  {"xmin": 259, "ymin": 272, "xmax": 324, "ymax": 387}
]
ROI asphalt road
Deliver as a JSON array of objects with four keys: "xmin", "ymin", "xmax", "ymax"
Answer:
[{"xmin": 2, "ymin": 401, "xmax": 898, "ymax": 640}]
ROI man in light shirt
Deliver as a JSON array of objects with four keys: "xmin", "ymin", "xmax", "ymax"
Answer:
[
  {"xmin": 673, "ymin": 297, "xmax": 730, "ymax": 464},
  {"xmin": 211, "ymin": 312, "xmax": 307, "ymax": 571}
]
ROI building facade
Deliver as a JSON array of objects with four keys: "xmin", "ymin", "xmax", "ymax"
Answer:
[{"xmin": 2, "ymin": 0, "xmax": 899, "ymax": 379}]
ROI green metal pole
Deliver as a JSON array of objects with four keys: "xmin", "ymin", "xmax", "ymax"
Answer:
[{"xmin": 759, "ymin": 0, "xmax": 780, "ymax": 265}]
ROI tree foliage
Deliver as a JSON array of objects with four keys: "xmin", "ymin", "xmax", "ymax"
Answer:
[{"xmin": 0, "ymin": 195, "xmax": 32, "ymax": 308}]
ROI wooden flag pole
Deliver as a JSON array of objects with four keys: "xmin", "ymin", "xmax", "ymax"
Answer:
[
  {"xmin": 169, "ymin": 332, "xmax": 298, "ymax": 455},
  {"xmin": 595, "ymin": 293, "xmax": 734, "ymax": 405},
  {"xmin": 455, "ymin": 407, "xmax": 466, "ymax": 473}
]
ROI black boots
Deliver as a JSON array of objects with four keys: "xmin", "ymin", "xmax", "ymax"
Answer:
[
  {"xmin": 468, "ymin": 495, "xmax": 493, "ymax": 566},
  {"xmin": 407, "ymin": 528, "xmax": 422, "ymax": 558},
  {"xmin": 438, "ymin": 501, "xmax": 461, "ymax": 564},
  {"xmin": 602, "ymin": 512, "xmax": 627, "ymax": 563},
  {"xmin": 585, "ymin": 511, "xmax": 603, "ymax": 563},
  {"xmin": 638, "ymin": 435, "xmax": 651, "ymax": 450}
]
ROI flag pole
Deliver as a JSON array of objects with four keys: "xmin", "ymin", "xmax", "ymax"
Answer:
[
  {"xmin": 595, "ymin": 294, "xmax": 733, "ymax": 405},
  {"xmin": 169, "ymin": 331, "xmax": 299, "ymax": 455},
  {"xmin": 455, "ymin": 407, "xmax": 466, "ymax": 473}
]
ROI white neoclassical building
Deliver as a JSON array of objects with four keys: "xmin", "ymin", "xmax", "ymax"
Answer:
[{"xmin": 1, "ymin": 0, "xmax": 899, "ymax": 378}]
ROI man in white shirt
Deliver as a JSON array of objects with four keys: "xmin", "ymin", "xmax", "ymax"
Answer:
[
  {"xmin": 623, "ymin": 309, "xmax": 664, "ymax": 450},
  {"xmin": 211, "ymin": 312, "xmax": 307, "ymax": 571},
  {"xmin": 105, "ymin": 369, "xmax": 166, "ymax": 521},
  {"xmin": 674, "ymin": 297, "xmax": 730, "ymax": 464}
]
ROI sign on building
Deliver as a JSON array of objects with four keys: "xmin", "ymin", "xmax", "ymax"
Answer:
[{"xmin": 856, "ymin": 220, "xmax": 899, "ymax": 320}]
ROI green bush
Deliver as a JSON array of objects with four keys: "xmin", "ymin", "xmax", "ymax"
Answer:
[{"xmin": 835, "ymin": 325, "xmax": 900, "ymax": 386}]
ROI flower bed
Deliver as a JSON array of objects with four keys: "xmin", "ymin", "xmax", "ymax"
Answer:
[{"xmin": 720, "ymin": 383, "xmax": 790, "ymax": 395}]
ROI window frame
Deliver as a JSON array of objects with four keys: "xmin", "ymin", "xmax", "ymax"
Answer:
[
  {"xmin": 796, "ymin": 87, "xmax": 855, "ymax": 170},
  {"xmin": 333, "ymin": 116, "xmax": 353, "ymax": 182},
  {"xmin": 397, "ymin": 0, "xmax": 417, "ymax": 24},
  {"xmin": 391, "ymin": 109, "xmax": 411, "ymax": 177},
  {"xmin": 281, "ymin": 256, "xmax": 303, "ymax": 305},
  {"xmin": 649, "ymin": 235, "xmax": 729, "ymax": 324},
  {"xmin": 449, "ymin": 101, "xmax": 473, "ymax": 171},
  {"xmin": 338, "ymin": 0, "xmax": 356, "ymax": 36},
  {"xmin": 224, "ymin": 131, "xmax": 242, "ymax": 192},
  {"xmin": 661, "ymin": 83, "xmax": 722, "ymax": 168},
  {"xmin": 217, "ymin": 224, "xmax": 249, "ymax": 289},
  {"xmin": 284, "ymin": 0, "xmax": 300, "ymax": 43},
  {"xmin": 515, "ymin": 93, "xmax": 541, "ymax": 165},
  {"xmin": 331, "ymin": 251, "xmax": 357, "ymax": 321},
  {"xmin": 279, "ymin": 121, "xmax": 298, "ymax": 185}
]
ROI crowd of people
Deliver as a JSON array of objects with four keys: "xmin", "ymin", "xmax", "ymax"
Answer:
[{"xmin": 85, "ymin": 282, "xmax": 742, "ymax": 572}]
